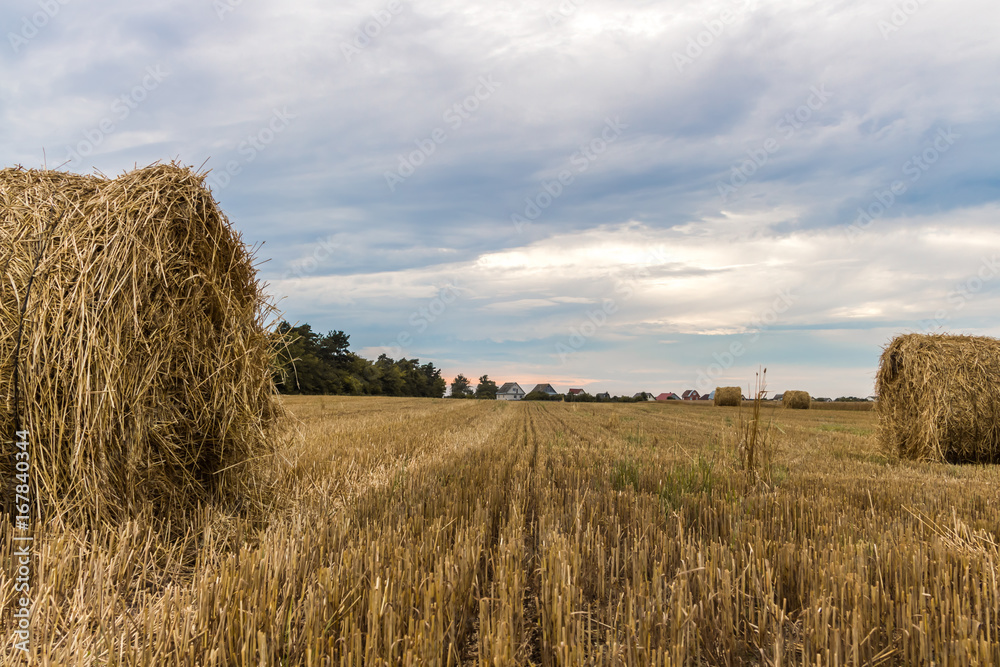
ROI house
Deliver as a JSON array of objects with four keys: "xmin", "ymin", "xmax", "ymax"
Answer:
[
  {"xmin": 497, "ymin": 382, "xmax": 525, "ymax": 400},
  {"xmin": 595, "ymin": 392, "xmax": 610, "ymax": 400},
  {"xmin": 655, "ymin": 392, "xmax": 680, "ymax": 401},
  {"xmin": 633, "ymin": 392, "xmax": 655, "ymax": 401},
  {"xmin": 530, "ymin": 383, "xmax": 558, "ymax": 396},
  {"xmin": 681, "ymin": 389, "xmax": 701, "ymax": 401},
  {"xmin": 567, "ymin": 388, "xmax": 584, "ymax": 396}
]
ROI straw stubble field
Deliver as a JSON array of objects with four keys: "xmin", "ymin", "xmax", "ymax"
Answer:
[{"xmin": 3, "ymin": 397, "xmax": 998, "ymax": 665}]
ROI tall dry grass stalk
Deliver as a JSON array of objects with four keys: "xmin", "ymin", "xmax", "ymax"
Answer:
[{"xmin": 736, "ymin": 368, "xmax": 775, "ymax": 485}]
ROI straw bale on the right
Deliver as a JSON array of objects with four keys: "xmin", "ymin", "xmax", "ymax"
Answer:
[{"xmin": 876, "ymin": 333, "xmax": 1000, "ymax": 463}]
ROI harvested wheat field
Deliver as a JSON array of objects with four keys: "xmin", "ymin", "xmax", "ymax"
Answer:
[
  {"xmin": 2, "ymin": 396, "xmax": 997, "ymax": 665},
  {"xmin": 809, "ymin": 401, "xmax": 874, "ymax": 412}
]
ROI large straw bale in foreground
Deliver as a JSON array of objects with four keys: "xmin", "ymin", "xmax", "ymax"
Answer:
[
  {"xmin": 783, "ymin": 390, "xmax": 810, "ymax": 409},
  {"xmin": 875, "ymin": 333, "xmax": 1000, "ymax": 463},
  {"xmin": 1, "ymin": 164, "xmax": 280, "ymax": 522},
  {"xmin": 714, "ymin": 386, "xmax": 741, "ymax": 406}
]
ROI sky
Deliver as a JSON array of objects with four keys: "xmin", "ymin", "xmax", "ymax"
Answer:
[{"xmin": 2, "ymin": 0, "xmax": 999, "ymax": 398}]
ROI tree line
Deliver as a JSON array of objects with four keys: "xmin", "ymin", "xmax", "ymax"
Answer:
[
  {"xmin": 273, "ymin": 322, "xmax": 660, "ymax": 402},
  {"xmin": 274, "ymin": 322, "xmax": 446, "ymax": 397}
]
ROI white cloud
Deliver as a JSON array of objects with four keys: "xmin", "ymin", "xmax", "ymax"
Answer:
[{"xmin": 271, "ymin": 203, "xmax": 1000, "ymax": 346}]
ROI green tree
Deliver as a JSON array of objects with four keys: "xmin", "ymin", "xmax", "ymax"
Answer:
[
  {"xmin": 475, "ymin": 375, "xmax": 498, "ymax": 400},
  {"xmin": 274, "ymin": 322, "xmax": 336, "ymax": 394},
  {"xmin": 450, "ymin": 374, "xmax": 473, "ymax": 398},
  {"xmin": 376, "ymin": 354, "xmax": 405, "ymax": 396},
  {"xmin": 317, "ymin": 330, "xmax": 351, "ymax": 366},
  {"xmin": 418, "ymin": 361, "xmax": 446, "ymax": 398},
  {"xmin": 271, "ymin": 321, "xmax": 445, "ymax": 398}
]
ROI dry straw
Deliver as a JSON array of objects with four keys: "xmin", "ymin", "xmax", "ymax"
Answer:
[
  {"xmin": 1, "ymin": 163, "xmax": 281, "ymax": 524},
  {"xmin": 875, "ymin": 333, "xmax": 1000, "ymax": 463},
  {"xmin": 782, "ymin": 390, "xmax": 810, "ymax": 410},
  {"xmin": 713, "ymin": 386, "xmax": 741, "ymax": 407}
]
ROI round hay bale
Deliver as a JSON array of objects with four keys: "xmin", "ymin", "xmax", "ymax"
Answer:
[
  {"xmin": 713, "ymin": 386, "xmax": 741, "ymax": 407},
  {"xmin": 1, "ymin": 164, "xmax": 281, "ymax": 523},
  {"xmin": 783, "ymin": 390, "xmax": 810, "ymax": 409},
  {"xmin": 875, "ymin": 333, "xmax": 1000, "ymax": 463}
]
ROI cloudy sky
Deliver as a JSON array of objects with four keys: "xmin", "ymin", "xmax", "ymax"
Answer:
[{"xmin": 3, "ymin": 0, "xmax": 999, "ymax": 397}]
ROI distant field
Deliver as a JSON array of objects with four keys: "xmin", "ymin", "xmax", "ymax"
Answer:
[
  {"xmin": 14, "ymin": 396, "xmax": 998, "ymax": 665},
  {"xmin": 668, "ymin": 400, "xmax": 875, "ymax": 411},
  {"xmin": 808, "ymin": 400, "xmax": 875, "ymax": 411},
  {"xmin": 733, "ymin": 400, "xmax": 875, "ymax": 411}
]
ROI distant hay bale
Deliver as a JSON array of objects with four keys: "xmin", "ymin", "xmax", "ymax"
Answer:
[
  {"xmin": 713, "ymin": 386, "xmax": 741, "ymax": 406},
  {"xmin": 875, "ymin": 333, "xmax": 1000, "ymax": 463},
  {"xmin": 783, "ymin": 391, "xmax": 810, "ymax": 409},
  {"xmin": 1, "ymin": 164, "xmax": 281, "ymax": 523}
]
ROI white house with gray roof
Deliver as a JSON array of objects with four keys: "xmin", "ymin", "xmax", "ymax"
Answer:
[{"xmin": 497, "ymin": 382, "xmax": 525, "ymax": 400}]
